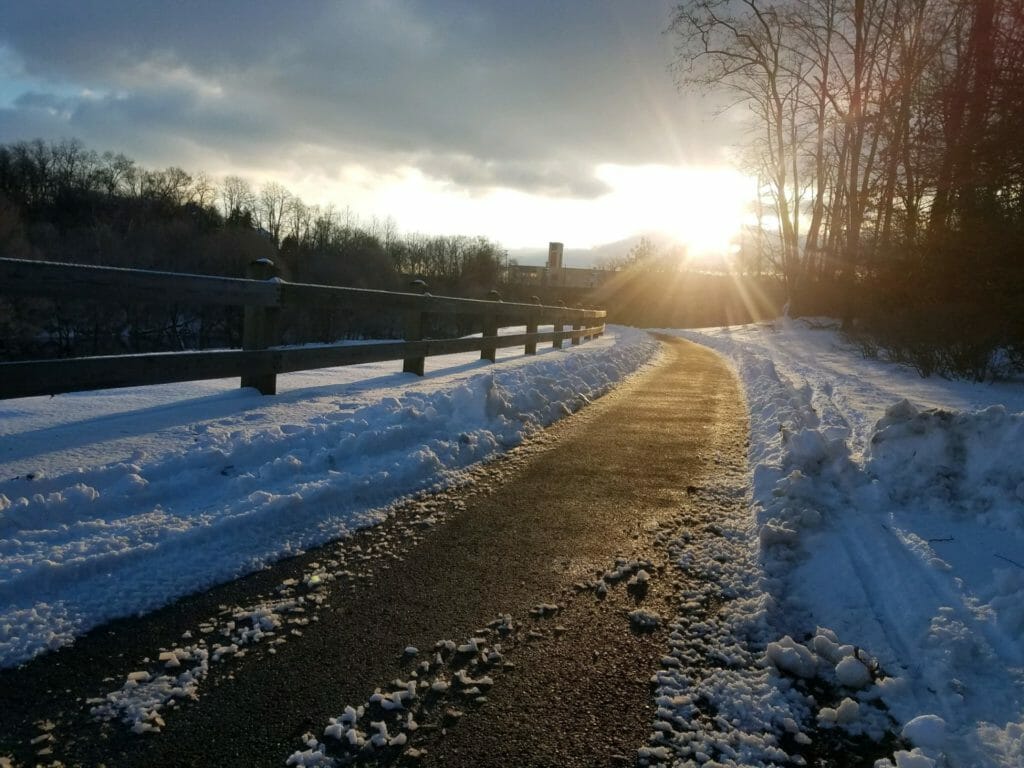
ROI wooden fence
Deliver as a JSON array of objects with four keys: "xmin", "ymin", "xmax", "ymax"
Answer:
[{"xmin": 0, "ymin": 257, "xmax": 606, "ymax": 399}]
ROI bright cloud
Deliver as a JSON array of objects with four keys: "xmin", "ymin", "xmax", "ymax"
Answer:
[{"xmin": 0, "ymin": 1, "xmax": 744, "ymax": 253}]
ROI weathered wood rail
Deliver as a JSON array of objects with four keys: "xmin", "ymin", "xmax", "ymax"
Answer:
[{"xmin": 0, "ymin": 257, "xmax": 606, "ymax": 399}]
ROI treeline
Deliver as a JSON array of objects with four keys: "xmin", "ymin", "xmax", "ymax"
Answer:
[
  {"xmin": 587, "ymin": 237, "xmax": 784, "ymax": 327},
  {"xmin": 673, "ymin": 0, "xmax": 1024, "ymax": 379},
  {"xmin": 592, "ymin": 268, "xmax": 784, "ymax": 328},
  {"xmin": 0, "ymin": 139, "xmax": 507, "ymax": 360}
]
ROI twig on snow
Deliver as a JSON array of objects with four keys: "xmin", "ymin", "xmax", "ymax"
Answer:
[{"xmin": 995, "ymin": 554, "xmax": 1024, "ymax": 570}]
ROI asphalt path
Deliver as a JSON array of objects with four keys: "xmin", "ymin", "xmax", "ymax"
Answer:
[{"xmin": 0, "ymin": 335, "xmax": 748, "ymax": 767}]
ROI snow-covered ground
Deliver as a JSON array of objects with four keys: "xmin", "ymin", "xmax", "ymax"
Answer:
[
  {"xmin": 4, "ymin": 316, "xmax": 1024, "ymax": 768},
  {"xmin": 663, "ymin": 319, "xmax": 1024, "ymax": 768},
  {"xmin": 0, "ymin": 326, "xmax": 658, "ymax": 669}
]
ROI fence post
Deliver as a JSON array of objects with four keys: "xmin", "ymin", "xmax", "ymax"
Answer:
[
  {"xmin": 583, "ymin": 309, "xmax": 595, "ymax": 342},
  {"xmin": 403, "ymin": 280, "xmax": 428, "ymax": 376},
  {"xmin": 525, "ymin": 296, "xmax": 540, "ymax": 356},
  {"xmin": 552, "ymin": 300, "xmax": 566, "ymax": 349},
  {"xmin": 241, "ymin": 258, "xmax": 279, "ymax": 395},
  {"xmin": 481, "ymin": 289, "xmax": 500, "ymax": 362}
]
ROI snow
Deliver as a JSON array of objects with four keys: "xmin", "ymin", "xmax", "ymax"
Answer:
[
  {"xmin": 0, "ymin": 326, "xmax": 658, "ymax": 668},
  {"xmin": 901, "ymin": 714, "xmax": 947, "ymax": 749},
  {"xmin": 664, "ymin": 318, "xmax": 1024, "ymax": 768},
  {"xmin": 627, "ymin": 609, "xmax": 662, "ymax": 630},
  {"xmin": 834, "ymin": 655, "xmax": 873, "ymax": 688},
  {"xmin": 765, "ymin": 635, "xmax": 817, "ymax": 679},
  {"xmin": 6, "ymin": 313, "xmax": 1024, "ymax": 768},
  {"xmin": 286, "ymin": 627, "xmax": 515, "ymax": 766}
]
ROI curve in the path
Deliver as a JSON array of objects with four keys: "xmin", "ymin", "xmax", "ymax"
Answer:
[{"xmin": 0, "ymin": 337, "xmax": 748, "ymax": 768}]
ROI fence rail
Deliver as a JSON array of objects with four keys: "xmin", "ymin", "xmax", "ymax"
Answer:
[{"xmin": 0, "ymin": 257, "xmax": 606, "ymax": 399}]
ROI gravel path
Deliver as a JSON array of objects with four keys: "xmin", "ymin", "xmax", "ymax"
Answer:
[{"xmin": 0, "ymin": 336, "xmax": 748, "ymax": 768}]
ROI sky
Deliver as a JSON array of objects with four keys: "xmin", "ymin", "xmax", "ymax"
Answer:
[{"xmin": 0, "ymin": 1, "xmax": 752, "ymax": 252}]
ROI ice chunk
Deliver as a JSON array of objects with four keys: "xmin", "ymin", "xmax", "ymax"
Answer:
[
  {"xmin": 457, "ymin": 637, "xmax": 486, "ymax": 654},
  {"xmin": 388, "ymin": 732, "xmax": 407, "ymax": 747},
  {"xmin": 369, "ymin": 720, "xmax": 389, "ymax": 747},
  {"xmin": 323, "ymin": 720, "xmax": 345, "ymax": 740},
  {"xmin": 158, "ymin": 651, "xmax": 181, "ymax": 670},
  {"xmin": 454, "ymin": 670, "xmax": 493, "ymax": 688}
]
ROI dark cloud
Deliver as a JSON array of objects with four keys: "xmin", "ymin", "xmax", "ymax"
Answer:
[{"xmin": 0, "ymin": 0, "xmax": 739, "ymax": 197}]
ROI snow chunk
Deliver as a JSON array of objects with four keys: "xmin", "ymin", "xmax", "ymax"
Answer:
[
  {"xmin": 628, "ymin": 609, "xmax": 661, "ymax": 629},
  {"xmin": 835, "ymin": 656, "xmax": 873, "ymax": 688},
  {"xmin": 818, "ymin": 697, "xmax": 859, "ymax": 725},
  {"xmin": 457, "ymin": 637, "xmax": 486, "ymax": 654},
  {"xmin": 901, "ymin": 714, "xmax": 947, "ymax": 749},
  {"xmin": 877, "ymin": 748, "xmax": 937, "ymax": 768},
  {"xmin": 765, "ymin": 636, "xmax": 816, "ymax": 678}
]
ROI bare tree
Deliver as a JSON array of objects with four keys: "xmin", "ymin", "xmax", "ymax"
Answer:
[
  {"xmin": 220, "ymin": 175, "xmax": 255, "ymax": 221},
  {"xmin": 142, "ymin": 167, "xmax": 193, "ymax": 206},
  {"xmin": 257, "ymin": 182, "xmax": 292, "ymax": 245},
  {"xmin": 285, "ymin": 197, "xmax": 312, "ymax": 245},
  {"xmin": 190, "ymin": 171, "xmax": 217, "ymax": 208},
  {"xmin": 672, "ymin": 1, "xmax": 805, "ymax": 299}
]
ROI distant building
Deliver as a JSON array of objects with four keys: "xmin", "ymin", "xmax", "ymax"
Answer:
[
  {"xmin": 548, "ymin": 241, "xmax": 564, "ymax": 269},
  {"xmin": 506, "ymin": 241, "xmax": 609, "ymax": 291}
]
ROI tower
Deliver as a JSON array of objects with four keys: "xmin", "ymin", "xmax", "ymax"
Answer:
[{"xmin": 547, "ymin": 242, "xmax": 564, "ymax": 270}]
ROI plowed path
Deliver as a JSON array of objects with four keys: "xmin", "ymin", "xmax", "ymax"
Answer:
[{"xmin": 0, "ymin": 336, "xmax": 748, "ymax": 768}]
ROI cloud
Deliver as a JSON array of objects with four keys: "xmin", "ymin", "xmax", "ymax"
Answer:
[
  {"xmin": 414, "ymin": 153, "xmax": 611, "ymax": 198},
  {"xmin": 0, "ymin": 1, "xmax": 739, "ymax": 201}
]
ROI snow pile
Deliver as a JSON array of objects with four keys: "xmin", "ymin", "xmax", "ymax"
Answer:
[
  {"xmin": 867, "ymin": 401, "xmax": 1024, "ymax": 529},
  {"xmin": 761, "ymin": 628, "xmax": 892, "ymax": 739},
  {"xmin": 89, "ymin": 645, "xmax": 210, "ymax": 734},
  {"xmin": 671, "ymin": 320, "xmax": 1024, "ymax": 768},
  {"xmin": 573, "ymin": 556, "xmax": 656, "ymax": 600},
  {"xmin": 8, "ymin": 316, "xmax": 1023, "ymax": 766},
  {"xmin": 89, "ymin": 558, "xmax": 340, "ymax": 733},
  {"xmin": 0, "ymin": 326, "xmax": 657, "ymax": 668},
  {"xmin": 288, "ymin": 624, "xmax": 517, "ymax": 766},
  {"xmin": 642, "ymin": 481, "xmax": 817, "ymax": 767}
]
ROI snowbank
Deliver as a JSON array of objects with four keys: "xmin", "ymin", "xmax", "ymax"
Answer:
[
  {"xmin": 0, "ymin": 326, "xmax": 658, "ymax": 668},
  {"xmin": 672, "ymin": 319, "xmax": 1024, "ymax": 768}
]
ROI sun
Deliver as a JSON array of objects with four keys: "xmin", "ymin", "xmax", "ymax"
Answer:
[{"xmin": 597, "ymin": 164, "xmax": 755, "ymax": 260}]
